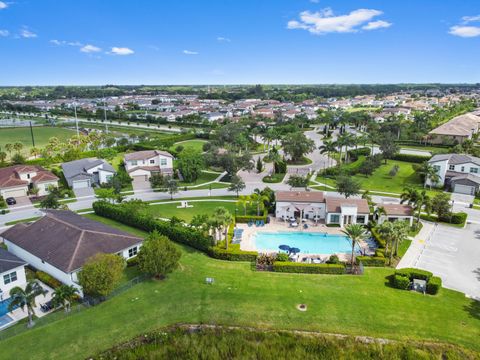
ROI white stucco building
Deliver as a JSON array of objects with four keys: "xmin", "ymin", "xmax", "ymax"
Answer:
[
  {"xmin": 0, "ymin": 248, "xmax": 27, "ymax": 302},
  {"xmin": 376, "ymin": 203, "xmax": 414, "ymax": 226},
  {"xmin": 124, "ymin": 150, "xmax": 174, "ymax": 180},
  {"xmin": 61, "ymin": 158, "xmax": 116, "ymax": 190},
  {"xmin": 1, "ymin": 210, "xmax": 143, "ymax": 296}
]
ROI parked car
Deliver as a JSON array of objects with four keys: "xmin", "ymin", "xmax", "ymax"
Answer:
[{"xmin": 5, "ymin": 197, "xmax": 16, "ymax": 205}]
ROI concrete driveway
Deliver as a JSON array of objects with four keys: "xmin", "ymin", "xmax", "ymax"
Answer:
[
  {"xmin": 73, "ymin": 187, "xmax": 95, "ymax": 198},
  {"xmin": 132, "ymin": 177, "xmax": 152, "ymax": 192},
  {"xmin": 406, "ymin": 223, "xmax": 480, "ymax": 299},
  {"xmin": 7, "ymin": 196, "xmax": 32, "ymax": 209}
]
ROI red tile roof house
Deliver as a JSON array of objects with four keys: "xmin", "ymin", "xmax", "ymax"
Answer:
[
  {"xmin": 124, "ymin": 150, "xmax": 174, "ymax": 181},
  {"xmin": 376, "ymin": 204, "xmax": 414, "ymax": 227},
  {"xmin": 0, "ymin": 165, "xmax": 59, "ymax": 199},
  {"xmin": 1, "ymin": 210, "xmax": 143, "ymax": 297}
]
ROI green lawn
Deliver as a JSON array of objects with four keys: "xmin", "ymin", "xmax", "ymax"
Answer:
[
  {"xmin": 317, "ymin": 160, "xmax": 445, "ymax": 196},
  {"xmin": 147, "ymin": 200, "xmax": 239, "ymax": 222},
  {"xmin": 170, "ymin": 139, "xmax": 208, "ymax": 153},
  {"xmin": 178, "ymin": 171, "xmax": 220, "ymax": 187},
  {"xmin": 0, "ymin": 216, "xmax": 478, "ymax": 360},
  {"xmin": 0, "ymin": 127, "xmax": 75, "ymax": 154}
]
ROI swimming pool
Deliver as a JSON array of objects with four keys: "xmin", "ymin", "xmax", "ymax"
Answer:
[
  {"xmin": 252, "ymin": 231, "xmax": 358, "ymax": 254},
  {"xmin": 0, "ymin": 298, "xmax": 16, "ymax": 329}
]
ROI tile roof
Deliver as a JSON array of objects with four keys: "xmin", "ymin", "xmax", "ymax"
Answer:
[
  {"xmin": 429, "ymin": 153, "xmax": 480, "ymax": 166},
  {"xmin": 276, "ymin": 190, "xmax": 324, "ymax": 203},
  {"xmin": 2, "ymin": 210, "xmax": 142, "ymax": 273},
  {"xmin": 325, "ymin": 197, "xmax": 370, "ymax": 214},
  {"xmin": 124, "ymin": 150, "xmax": 173, "ymax": 161},
  {"xmin": 429, "ymin": 113, "xmax": 480, "ymax": 137},
  {"xmin": 0, "ymin": 165, "xmax": 58, "ymax": 189},
  {"xmin": 380, "ymin": 204, "xmax": 413, "ymax": 216},
  {"xmin": 0, "ymin": 248, "xmax": 26, "ymax": 273}
]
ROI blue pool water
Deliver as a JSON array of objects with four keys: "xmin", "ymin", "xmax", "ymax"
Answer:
[
  {"xmin": 0, "ymin": 298, "xmax": 15, "ymax": 328},
  {"xmin": 253, "ymin": 231, "xmax": 357, "ymax": 254}
]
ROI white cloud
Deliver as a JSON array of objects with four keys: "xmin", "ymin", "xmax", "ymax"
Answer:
[
  {"xmin": 183, "ymin": 49, "xmax": 199, "ymax": 55},
  {"xmin": 449, "ymin": 25, "xmax": 480, "ymax": 38},
  {"xmin": 0, "ymin": 1, "xmax": 8, "ymax": 10},
  {"xmin": 310, "ymin": 0, "xmax": 320, "ymax": 3},
  {"xmin": 362, "ymin": 20, "xmax": 392, "ymax": 30},
  {"xmin": 110, "ymin": 46, "xmax": 134, "ymax": 55},
  {"xmin": 287, "ymin": 8, "xmax": 390, "ymax": 35},
  {"xmin": 50, "ymin": 39, "xmax": 64, "ymax": 45},
  {"xmin": 20, "ymin": 28, "xmax": 37, "ymax": 38},
  {"xmin": 217, "ymin": 36, "xmax": 231, "ymax": 42},
  {"xmin": 462, "ymin": 15, "xmax": 480, "ymax": 24},
  {"xmin": 80, "ymin": 44, "xmax": 102, "ymax": 53},
  {"xmin": 0, "ymin": 29, "xmax": 9, "ymax": 37}
]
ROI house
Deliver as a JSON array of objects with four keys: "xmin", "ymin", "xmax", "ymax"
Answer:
[
  {"xmin": 275, "ymin": 191, "xmax": 369, "ymax": 227},
  {"xmin": 427, "ymin": 153, "xmax": 480, "ymax": 195},
  {"xmin": 1, "ymin": 210, "xmax": 143, "ymax": 295},
  {"xmin": 124, "ymin": 150, "xmax": 174, "ymax": 180},
  {"xmin": 376, "ymin": 204, "xmax": 414, "ymax": 226},
  {"xmin": 61, "ymin": 158, "xmax": 116, "ymax": 190},
  {"xmin": 0, "ymin": 248, "xmax": 27, "ymax": 301},
  {"xmin": 0, "ymin": 165, "xmax": 58, "ymax": 199},
  {"xmin": 427, "ymin": 113, "xmax": 480, "ymax": 145}
]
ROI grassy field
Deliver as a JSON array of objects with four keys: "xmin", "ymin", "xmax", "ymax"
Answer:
[
  {"xmin": 147, "ymin": 199, "xmax": 238, "ymax": 222},
  {"xmin": 0, "ymin": 126, "xmax": 75, "ymax": 153},
  {"xmin": 317, "ymin": 160, "xmax": 445, "ymax": 196},
  {"xmin": 0, "ymin": 216, "xmax": 478, "ymax": 360},
  {"xmin": 178, "ymin": 171, "xmax": 220, "ymax": 187},
  {"xmin": 170, "ymin": 139, "xmax": 208, "ymax": 153}
]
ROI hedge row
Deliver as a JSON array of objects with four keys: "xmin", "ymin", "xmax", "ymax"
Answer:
[
  {"xmin": 391, "ymin": 153, "xmax": 431, "ymax": 163},
  {"xmin": 395, "ymin": 267, "xmax": 433, "ymax": 281},
  {"xmin": 36, "ymin": 271, "xmax": 62, "ymax": 289},
  {"xmin": 208, "ymin": 247, "xmax": 258, "ymax": 262},
  {"xmin": 347, "ymin": 147, "xmax": 371, "ymax": 160},
  {"xmin": 420, "ymin": 212, "xmax": 467, "ymax": 226},
  {"xmin": 391, "ymin": 268, "xmax": 441, "ymax": 295},
  {"xmin": 272, "ymin": 262, "xmax": 346, "ymax": 274},
  {"xmin": 93, "ymin": 201, "xmax": 213, "ymax": 252},
  {"xmin": 235, "ymin": 210, "xmax": 268, "ymax": 223},
  {"xmin": 356, "ymin": 256, "xmax": 386, "ymax": 267},
  {"xmin": 426, "ymin": 276, "xmax": 442, "ymax": 295}
]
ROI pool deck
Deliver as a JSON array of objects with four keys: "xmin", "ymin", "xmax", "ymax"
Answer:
[{"xmin": 238, "ymin": 219, "xmax": 371, "ymax": 261}]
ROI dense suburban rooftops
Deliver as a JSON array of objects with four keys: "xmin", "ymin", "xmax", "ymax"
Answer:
[{"xmin": 1, "ymin": 210, "xmax": 142, "ymax": 273}]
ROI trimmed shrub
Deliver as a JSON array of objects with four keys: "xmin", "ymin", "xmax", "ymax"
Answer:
[
  {"xmin": 449, "ymin": 212, "xmax": 467, "ymax": 225},
  {"xmin": 208, "ymin": 247, "xmax": 258, "ymax": 262},
  {"xmin": 126, "ymin": 256, "xmax": 139, "ymax": 267},
  {"xmin": 371, "ymin": 228, "xmax": 386, "ymax": 249},
  {"xmin": 356, "ymin": 256, "xmax": 386, "ymax": 267},
  {"xmin": 36, "ymin": 271, "xmax": 62, "ymax": 289},
  {"xmin": 391, "ymin": 153, "xmax": 431, "ymax": 163},
  {"xmin": 392, "ymin": 274, "xmax": 411, "ymax": 290},
  {"xmin": 395, "ymin": 268, "xmax": 433, "ymax": 281},
  {"xmin": 426, "ymin": 276, "xmax": 442, "ymax": 295},
  {"xmin": 235, "ymin": 209, "xmax": 268, "ymax": 223},
  {"xmin": 276, "ymin": 253, "xmax": 289, "ymax": 262},
  {"xmin": 348, "ymin": 147, "xmax": 371, "ymax": 160},
  {"xmin": 374, "ymin": 249, "xmax": 386, "ymax": 257},
  {"xmin": 272, "ymin": 262, "xmax": 346, "ymax": 274},
  {"xmin": 92, "ymin": 201, "xmax": 213, "ymax": 252}
]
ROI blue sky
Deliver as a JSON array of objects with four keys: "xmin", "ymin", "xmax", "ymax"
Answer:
[{"xmin": 0, "ymin": 0, "xmax": 479, "ymax": 85}]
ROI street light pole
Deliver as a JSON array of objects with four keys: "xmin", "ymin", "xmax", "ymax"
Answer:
[{"xmin": 74, "ymin": 101, "xmax": 79, "ymax": 137}]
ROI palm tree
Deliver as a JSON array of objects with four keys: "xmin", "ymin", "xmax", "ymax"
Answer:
[
  {"xmin": 52, "ymin": 285, "xmax": 79, "ymax": 313},
  {"xmin": 249, "ymin": 192, "xmax": 269, "ymax": 216},
  {"xmin": 8, "ymin": 281, "xmax": 47, "ymax": 328},
  {"xmin": 236, "ymin": 195, "xmax": 250, "ymax": 216},
  {"xmin": 0, "ymin": 151, "xmax": 6, "ymax": 165},
  {"xmin": 319, "ymin": 140, "xmax": 337, "ymax": 168},
  {"xmin": 400, "ymin": 187, "xmax": 419, "ymax": 206},
  {"xmin": 5, "ymin": 143, "xmax": 13, "ymax": 158},
  {"xmin": 377, "ymin": 221, "xmax": 410, "ymax": 265},
  {"xmin": 13, "ymin": 142, "xmax": 23, "ymax": 155},
  {"xmin": 341, "ymin": 224, "xmax": 367, "ymax": 273},
  {"xmin": 211, "ymin": 207, "xmax": 233, "ymax": 245},
  {"xmin": 30, "ymin": 147, "xmax": 40, "ymax": 159},
  {"xmin": 415, "ymin": 162, "xmax": 440, "ymax": 188}
]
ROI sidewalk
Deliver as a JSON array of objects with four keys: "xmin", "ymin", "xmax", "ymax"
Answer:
[{"xmin": 396, "ymin": 221, "xmax": 436, "ymax": 269}]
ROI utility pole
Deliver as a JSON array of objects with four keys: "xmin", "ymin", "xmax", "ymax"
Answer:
[
  {"xmin": 74, "ymin": 100, "xmax": 79, "ymax": 137},
  {"xmin": 103, "ymin": 89, "xmax": 108, "ymax": 134},
  {"xmin": 29, "ymin": 121, "xmax": 35, "ymax": 147}
]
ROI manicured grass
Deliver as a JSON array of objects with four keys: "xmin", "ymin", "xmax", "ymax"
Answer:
[
  {"xmin": 178, "ymin": 171, "xmax": 219, "ymax": 187},
  {"xmin": 0, "ymin": 216, "xmax": 478, "ymax": 360},
  {"xmin": 397, "ymin": 239, "xmax": 412, "ymax": 258},
  {"xmin": 170, "ymin": 139, "xmax": 208, "ymax": 153},
  {"xmin": 0, "ymin": 126, "xmax": 75, "ymax": 154},
  {"xmin": 318, "ymin": 160, "xmax": 445, "ymax": 196},
  {"xmin": 263, "ymin": 172, "xmax": 286, "ymax": 183},
  {"xmin": 287, "ymin": 156, "xmax": 313, "ymax": 166},
  {"xmin": 187, "ymin": 182, "xmax": 230, "ymax": 190},
  {"xmin": 147, "ymin": 200, "xmax": 239, "ymax": 222}
]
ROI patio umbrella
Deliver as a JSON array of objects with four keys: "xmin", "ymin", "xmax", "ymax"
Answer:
[
  {"xmin": 279, "ymin": 245, "xmax": 291, "ymax": 252},
  {"xmin": 290, "ymin": 247, "xmax": 301, "ymax": 255}
]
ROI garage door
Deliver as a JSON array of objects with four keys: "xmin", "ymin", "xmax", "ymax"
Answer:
[
  {"xmin": 453, "ymin": 184, "xmax": 475, "ymax": 195},
  {"xmin": 73, "ymin": 180, "xmax": 90, "ymax": 189},
  {"xmin": 3, "ymin": 188, "xmax": 27, "ymax": 198}
]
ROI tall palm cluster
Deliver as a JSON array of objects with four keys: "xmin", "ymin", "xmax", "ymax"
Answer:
[{"xmin": 400, "ymin": 187, "xmax": 432, "ymax": 224}]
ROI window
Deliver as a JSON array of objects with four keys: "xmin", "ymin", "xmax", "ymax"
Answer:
[
  {"xmin": 470, "ymin": 167, "xmax": 478, "ymax": 174},
  {"xmin": 128, "ymin": 247, "xmax": 138, "ymax": 258},
  {"xmin": 27, "ymin": 174, "xmax": 31, "ymax": 179},
  {"xmin": 3, "ymin": 271, "xmax": 17, "ymax": 285},
  {"xmin": 356, "ymin": 215, "xmax": 366, "ymax": 223},
  {"xmin": 160, "ymin": 158, "xmax": 167, "ymax": 166},
  {"xmin": 149, "ymin": 159, "xmax": 155, "ymax": 164},
  {"xmin": 330, "ymin": 214, "xmax": 340, "ymax": 223},
  {"xmin": 449, "ymin": 165, "xmax": 455, "ymax": 171},
  {"xmin": 461, "ymin": 166, "xmax": 465, "ymax": 172},
  {"xmin": 131, "ymin": 160, "xmax": 137, "ymax": 166}
]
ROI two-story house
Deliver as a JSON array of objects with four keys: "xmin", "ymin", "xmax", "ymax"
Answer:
[
  {"xmin": 61, "ymin": 158, "xmax": 116, "ymax": 190},
  {"xmin": 427, "ymin": 154, "xmax": 480, "ymax": 195},
  {"xmin": 124, "ymin": 150, "xmax": 174, "ymax": 180},
  {"xmin": 0, "ymin": 165, "xmax": 59, "ymax": 199}
]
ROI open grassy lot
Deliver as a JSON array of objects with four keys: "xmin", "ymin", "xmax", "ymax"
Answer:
[
  {"xmin": 317, "ymin": 160, "xmax": 445, "ymax": 196},
  {"xmin": 0, "ymin": 126, "xmax": 75, "ymax": 153},
  {"xmin": 0, "ymin": 216, "xmax": 478, "ymax": 360},
  {"xmin": 170, "ymin": 139, "xmax": 208, "ymax": 153},
  {"xmin": 147, "ymin": 199, "xmax": 238, "ymax": 222},
  {"xmin": 178, "ymin": 171, "xmax": 220, "ymax": 187}
]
